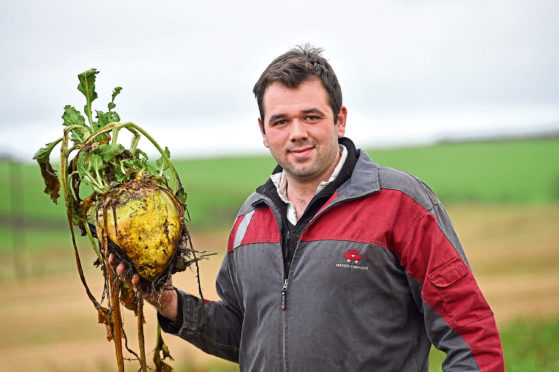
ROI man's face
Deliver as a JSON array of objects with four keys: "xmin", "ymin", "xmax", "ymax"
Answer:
[{"xmin": 258, "ymin": 78, "xmax": 347, "ymax": 184}]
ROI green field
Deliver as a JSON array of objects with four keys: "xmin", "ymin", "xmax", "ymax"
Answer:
[
  {"xmin": 1, "ymin": 137, "xmax": 558, "ymax": 231},
  {"xmin": 370, "ymin": 137, "xmax": 559, "ymax": 205},
  {"xmin": 429, "ymin": 317, "xmax": 559, "ymax": 372}
]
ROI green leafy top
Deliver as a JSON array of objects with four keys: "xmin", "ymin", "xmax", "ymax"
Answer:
[{"xmin": 34, "ymin": 68, "xmax": 186, "ymax": 220}]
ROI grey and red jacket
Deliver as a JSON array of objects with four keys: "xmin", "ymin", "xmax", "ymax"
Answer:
[{"xmin": 160, "ymin": 138, "xmax": 504, "ymax": 371}]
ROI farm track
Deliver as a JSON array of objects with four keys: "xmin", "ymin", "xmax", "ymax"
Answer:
[{"xmin": 1, "ymin": 203, "xmax": 558, "ymax": 371}]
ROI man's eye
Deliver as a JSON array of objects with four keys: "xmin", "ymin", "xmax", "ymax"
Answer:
[
  {"xmin": 305, "ymin": 115, "xmax": 320, "ymax": 121},
  {"xmin": 273, "ymin": 119, "xmax": 288, "ymax": 126}
]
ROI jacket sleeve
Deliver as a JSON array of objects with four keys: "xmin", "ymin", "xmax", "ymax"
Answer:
[
  {"xmin": 158, "ymin": 252, "xmax": 243, "ymax": 362},
  {"xmin": 401, "ymin": 202, "xmax": 504, "ymax": 372}
]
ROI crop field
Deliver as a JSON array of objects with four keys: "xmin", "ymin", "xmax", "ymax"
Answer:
[
  {"xmin": 1, "ymin": 137, "xmax": 558, "ymax": 371},
  {"xmin": 2, "ymin": 137, "xmax": 558, "ymax": 230}
]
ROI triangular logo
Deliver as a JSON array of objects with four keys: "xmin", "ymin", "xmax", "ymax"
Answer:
[{"xmin": 343, "ymin": 250, "xmax": 362, "ymax": 264}]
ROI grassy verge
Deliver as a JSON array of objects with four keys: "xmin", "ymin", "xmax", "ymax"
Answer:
[{"xmin": 429, "ymin": 316, "xmax": 559, "ymax": 371}]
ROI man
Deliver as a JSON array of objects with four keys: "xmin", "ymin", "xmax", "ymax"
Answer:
[{"xmin": 116, "ymin": 45, "xmax": 505, "ymax": 371}]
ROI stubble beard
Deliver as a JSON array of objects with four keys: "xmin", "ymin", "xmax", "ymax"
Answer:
[{"xmin": 282, "ymin": 140, "xmax": 339, "ymax": 181}]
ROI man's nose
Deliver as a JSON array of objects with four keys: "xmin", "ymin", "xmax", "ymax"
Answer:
[{"xmin": 289, "ymin": 120, "xmax": 308, "ymax": 141}]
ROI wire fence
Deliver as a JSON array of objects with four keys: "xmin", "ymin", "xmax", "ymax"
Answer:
[
  {"xmin": 0, "ymin": 156, "xmax": 69, "ymax": 280},
  {"xmin": 1, "ymin": 155, "xmax": 25, "ymax": 278}
]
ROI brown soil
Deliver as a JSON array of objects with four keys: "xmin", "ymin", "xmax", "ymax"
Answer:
[{"xmin": 1, "ymin": 204, "xmax": 558, "ymax": 371}]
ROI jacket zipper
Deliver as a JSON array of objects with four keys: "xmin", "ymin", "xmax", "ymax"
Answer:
[
  {"xmin": 281, "ymin": 278, "xmax": 289, "ymax": 310},
  {"xmin": 281, "ymin": 232, "xmax": 303, "ymax": 372},
  {"xmin": 281, "ymin": 227, "xmax": 291, "ymax": 309},
  {"xmin": 262, "ymin": 197, "xmax": 363, "ymax": 372},
  {"xmin": 258, "ymin": 199, "xmax": 289, "ymax": 371},
  {"xmin": 282, "ymin": 229, "xmax": 291, "ymax": 372},
  {"xmin": 281, "ymin": 278, "xmax": 289, "ymax": 372},
  {"xmin": 279, "ymin": 202, "xmax": 338, "ymax": 372}
]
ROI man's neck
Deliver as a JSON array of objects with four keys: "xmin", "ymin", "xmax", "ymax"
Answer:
[
  {"xmin": 285, "ymin": 150, "xmax": 342, "ymax": 219},
  {"xmin": 285, "ymin": 179, "xmax": 320, "ymax": 220}
]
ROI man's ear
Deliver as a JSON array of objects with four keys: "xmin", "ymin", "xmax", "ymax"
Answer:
[
  {"xmin": 336, "ymin": 105, "xmax": 347, "ymax": 138},
  {"xmin": 258, "ymin": 117, "xmax": 269, "ymax": 148}
]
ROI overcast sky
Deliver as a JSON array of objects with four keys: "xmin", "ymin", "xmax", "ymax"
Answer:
[{"xmin": 2, "ymin": 0, "xmax": 558, "ymax": 161}]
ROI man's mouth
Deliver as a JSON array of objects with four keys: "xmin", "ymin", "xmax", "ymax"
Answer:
[{"xmin": 288, "ymin": 146, "xmax": 314, "ymax": 159}]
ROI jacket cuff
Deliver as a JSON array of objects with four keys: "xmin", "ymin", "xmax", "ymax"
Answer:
[{"xmin": 158, "ymin": 288, "xmax": 184, "ymax": 334}]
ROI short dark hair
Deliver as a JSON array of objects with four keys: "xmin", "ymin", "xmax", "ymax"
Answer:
[{"xmin": 253, "ymin": 44, "xmax": 343, "ymax": 127}]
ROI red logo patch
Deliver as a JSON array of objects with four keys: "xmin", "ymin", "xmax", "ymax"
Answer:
[{"xmin": 343, "ymin": 249, "xmax": 362, "ymax": 264}]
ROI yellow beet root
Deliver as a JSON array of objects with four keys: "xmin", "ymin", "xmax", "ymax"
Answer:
[{"xmin": 95, "ymin": 179, "xmax": 183, "ymax": 280}]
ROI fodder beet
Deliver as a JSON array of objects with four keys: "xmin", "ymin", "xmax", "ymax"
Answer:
[{"xmin": 34, "ymin": 68, "xmax": 209, "ymax": 372}]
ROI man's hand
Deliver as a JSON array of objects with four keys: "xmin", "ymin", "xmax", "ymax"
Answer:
[{"xmin": 108, "ymin": 253, "xmax": 179, "ymax": 323}]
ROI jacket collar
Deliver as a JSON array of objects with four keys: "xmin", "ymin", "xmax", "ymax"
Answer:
[
  {"xmin": 336, "ymin": 149, "xmax": 380, "ymax": 200},
  {"xmin": 254, "ymin": 137, "xmax": 380, "ymax": 208}
]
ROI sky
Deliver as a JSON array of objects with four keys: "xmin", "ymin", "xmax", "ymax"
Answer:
[{"xmin": 1, "ymin": 0, "xmax": 558, "ymax": 162}]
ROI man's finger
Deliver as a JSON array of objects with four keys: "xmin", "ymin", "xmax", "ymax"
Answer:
[
  {"xmin": 131, "ymin": 274, "xmax": 140, "ymax": 290},
  {"xmin": 116, "ymin": 262, "xmax": 126, "ymax": 276}
]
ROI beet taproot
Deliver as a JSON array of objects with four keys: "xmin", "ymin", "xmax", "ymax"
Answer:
[{"xmin": 95, "ymin": 179, "xmax": 184, "ymax": 281}]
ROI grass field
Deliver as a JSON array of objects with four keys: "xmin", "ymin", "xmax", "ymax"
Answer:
[
  {"xmin": 1, "ymin": 137, "xmax": 558, "ymax": 231},
  {"xmin": 1, "ymin": 137, "xmax": 558, "ymax": 370},
  {"xmin": 370, "ymin": 137, "xmax": 559, "ymax": 204}
]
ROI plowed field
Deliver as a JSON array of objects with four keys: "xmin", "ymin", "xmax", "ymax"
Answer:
[{"xmin": 1, "ymin": 203, "xmax": 558, "ymax": 371}]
